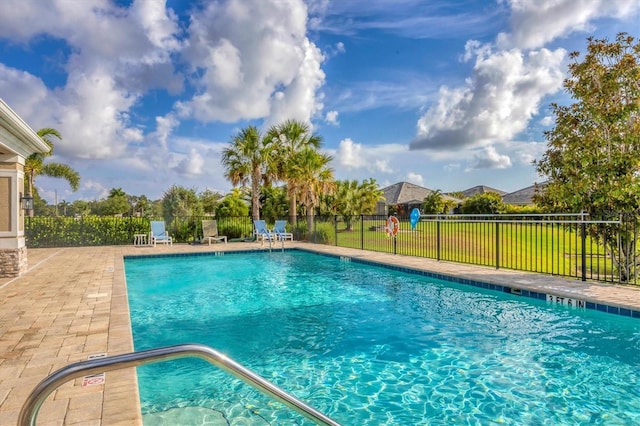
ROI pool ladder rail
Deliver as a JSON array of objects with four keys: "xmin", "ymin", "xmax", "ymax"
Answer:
[{"xmin": 18, "ymin": 343, "xmax": 341, "ymax": 426}]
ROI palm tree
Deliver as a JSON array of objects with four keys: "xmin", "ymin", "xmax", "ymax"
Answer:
[
  {"xmin": 221, "ymin": 126, "xmax": 275, "ymax": 221},
  {"xmin": 334, "ymin": 180, "xmax": 359, "ymax": 230},
  {"xmin": 109, "ymin": 188, "xmax": 126, "ymax": 198},
  {"xmin": 333, "ymin": 179, "xmax": 384, "ymax": 230},
  {"xmin": 25, "ymin": 128, "xmax": 80, "ymax": 216},
  {"xmin": 289, "ymin": 148, "xmax": 335, "ymax": 235},
  {"xmin": 58, "ymin": 200, "xmax": 70, "ymax": 216},
  {"xmin": 266, "ymin": 119, "xmax": 322, "ymax": 225}
]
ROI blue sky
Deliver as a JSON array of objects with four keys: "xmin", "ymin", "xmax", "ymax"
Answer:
[{"xmin": 0, "ymin": 0, "xmax": 638, "ymax": 203}]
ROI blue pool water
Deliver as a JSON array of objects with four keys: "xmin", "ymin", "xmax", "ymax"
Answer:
[{"xmin": 125, "ymin": 250, "xmax": 640, "ymax": 425}]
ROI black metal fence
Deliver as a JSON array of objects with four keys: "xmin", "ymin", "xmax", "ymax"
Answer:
[
  {"xmin": 25, "ymin": 213, "xmax": 639, "ymax": 284},
  {"xmin": 314, "ymin": 213, "xmax": 638, "ymax": 285}
]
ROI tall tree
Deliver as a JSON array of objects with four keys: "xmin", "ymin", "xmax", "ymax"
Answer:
[
  {"xmin": 535, "ymin": 33, "xmax": 640, "ymax": 280},
  {"xmin": 221, "ymin": 126, "xmax": 274, "ymax": 221},
  {"xmin": 25, "ymin": 128, "xmax": 80, "ymax": 216},
  {"xmin": 109, "ymin": 188, "xmax": 126, "ymax": 198},
  {"xmin": 266, "ymin": 119, "xmax": 322, "ymax": 225},
  {"xmin": 288, "ymin": 148, "xmax": 335, "ymax": 234},
  {"xmin": 161, "ymin": 185, "xmax": 203, "ymax": 222},
  {"xmin": 199, "ymin": 189, "xmax": 223, "ymax": 215}
]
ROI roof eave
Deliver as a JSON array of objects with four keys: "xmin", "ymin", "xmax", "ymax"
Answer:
[{"xmin": 0, "ymin": 99, "xmax": 51, "ymax": 157}]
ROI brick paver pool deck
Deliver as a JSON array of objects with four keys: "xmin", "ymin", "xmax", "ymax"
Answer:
[{"xmin": 1, "ymin": 242, "xmax": 639, "ymax": 425}]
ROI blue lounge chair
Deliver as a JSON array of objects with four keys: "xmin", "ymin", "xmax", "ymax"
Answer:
[
  {"xmin": 253, "ymin": 220, "xmax": 274, "ymax": 245},
  {"xmin": 273, "ymin": 220, "xmax": 293, "ymax": 241},
  {"xmin": 150, "ymin": 221, "xmax": 172, "ymax": 246}
]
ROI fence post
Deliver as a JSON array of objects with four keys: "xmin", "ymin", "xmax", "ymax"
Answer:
[
  {"xmin": 581, "ymin": 219, "xmax": 587, "ymax": 282},
  {"xmin": 393, "ymin": 233, "xmax": 397, "ymax": 255},
  {"xmin": 436, "ymin": 216, "xmax": 441, "ymax": 261},
  {"xmin": 360, "ymin": 215, "xmax": 364, "ymax": 249},
  {"xmin": 495, "ymin": 221, "xmax": 500, "ymax": 270},
  {"xmin": 334, "ymin": 215, "xmax": 338, "ymax": 246}
]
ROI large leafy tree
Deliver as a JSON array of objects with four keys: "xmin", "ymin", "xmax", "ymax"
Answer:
[
  {"xmin": 215, "ymin": 188, "xmax": 249, "ymax": 218},
  {"xmin": 97, "ymin": 188, "xmax": 131, "ymax": 216},
  {"xmin": 25, "ymin": 128, "xmax": 80, "ymax": 216},
  {"xmin": 199, "ymin": 189, "xmax": 223, "ymax": 215},
  {"xmin": 535, "ymin": 33, "xmax": 640, "ymax": 280},
  {"xmin": 266, "ymin": 119, "xmax": 322, "ymax": 225},
  {"xmin": 221, "ymin": 126, "xmax": 274, "ymax": 221},
  {"xmin": 70, "ymin": 200, "xmax": 91, "ymax": 217},
  {"xmin": 289, "ymin": 148, "xmax": 335, "ymax": 234},
  {"xmin": 161, "ymin": 185, "xmax": 203, "ymax": 222}
]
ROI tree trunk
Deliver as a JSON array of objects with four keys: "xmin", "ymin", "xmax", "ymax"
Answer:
[
  {"xmin": 289, "ymin": 193, "xmax": 297, "ymax": 226},
  {"xmin": 306, "ymin": 208, "xmax": 313, "ymax": 238}
]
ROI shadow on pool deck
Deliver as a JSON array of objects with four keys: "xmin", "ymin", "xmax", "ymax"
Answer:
[{"xmin": 1, "ymin": 242, "xmax": 639, "ymax": 425}]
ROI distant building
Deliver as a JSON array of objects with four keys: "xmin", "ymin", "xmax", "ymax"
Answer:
[
  {"xmin": 457, "ymin": 185, "xmax": 507, "ymax": 198},
  {"xmin": 379, "ymin": 182, "xmax": 461, "ymax": 215},
  {"xmin": 502, "ymin": 184, "xmax": 543, "ymax": 206}
]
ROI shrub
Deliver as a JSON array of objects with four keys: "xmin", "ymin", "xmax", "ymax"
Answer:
[{"xmin": 309, "ymin": 222, "xmax": 335, "ymax": 244}]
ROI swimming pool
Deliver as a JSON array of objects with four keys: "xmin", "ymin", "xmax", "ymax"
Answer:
[{"xmin": 125, "ymin": 250, "xmax": 640, "ymax": 425}]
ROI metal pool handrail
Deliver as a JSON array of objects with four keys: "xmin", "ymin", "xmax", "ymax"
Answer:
[{"xmin": 18, "ymin": 343, "xmax": 341, "ymax": 426}]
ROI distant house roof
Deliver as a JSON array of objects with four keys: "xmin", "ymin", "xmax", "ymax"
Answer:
[
  {"xmin": 502, "ymin": 184, "xmax": 543, "ymax": 206},
  {"xmin": 382, "ymin": 182, "xmax": 461, "ymax": 205},
  {"xmin": 458, "ymin": 185, "xmax": 507, "ymax": 198}
]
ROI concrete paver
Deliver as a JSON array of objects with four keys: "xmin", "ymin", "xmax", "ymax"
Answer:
[{"xmin": 1, "ymin": 242, "xmax": 638, "ymax": 425}]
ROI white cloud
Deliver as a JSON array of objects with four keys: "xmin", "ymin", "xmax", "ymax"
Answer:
[
  {"xmin": 539, "ymin": 115, "xmax": 554, "ymax": 126},
  {"xmin": 466, "ymin": 146, "xmax": 512, "ymax": 170},
  {"xmin": 336, "ymin": 138, "xmax": 366, "ymax": 168},
  {"xmin": 406, "ymin": 172, "xmax": 425, "ymax": 187},
  {"xmin": 374, "ymin": 159, "xmax": 392, "ymax": 174},
  {"xmin": 444, "ymin": 163, "xmax": 461, "ymax": 172},
  {"xmin": 411, "ymin": 0, "xmax": 639, "ymax": 153},
  {"xmin": 411, "ymin": 45, "xmax": 565, "ymax": 151},
  {"xmin": 307, "ymin": 0, "xmax": 501, "ymax": 39},
  {"xmin": 0, "ymin": 0, "xmax": 182, "ymax": 160},
  {"xmin": 81, "ymin": 180, "xmax": 111, "ymax": 201},
  {"xmin": 512, "ymin": 141, "xmax": 547, "ymax": 165},
  {"xmin": 501, "ymin": 0, "xmax": 639, "ymax": 49},
  {"xmin": 0, "ymin": 64, "xmax": 52, "ymax": 126},
  {"xmin": 179, "ymin": 0, "xmax": 325, "ymax": 125},
  {"xmin": 336, "ymin": 138, "xmax": 397, "ymax": 174},
  {"xmin": 173, "ymin": 148, "xmax": 205, "ymax": 177},
  {"xmin": 330, "ymin": 77, "xmax": 435, "ymax": 113},
  {"xmin": 325, "ymin": 110, "xmax": 340, "ymax": 125},
  {"xmin": 324, "ymin": 41, "xmax": 346, "ymax": 58}
]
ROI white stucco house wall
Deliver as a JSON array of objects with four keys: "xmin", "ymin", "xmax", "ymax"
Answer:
[{"xmin": 0, "ymin": 99, "xmax": 50, "ymax": 277}]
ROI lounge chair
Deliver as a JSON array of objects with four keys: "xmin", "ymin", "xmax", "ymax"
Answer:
[
  {"xmin": 150, "ymin": 221, "xmax": 172, "ymax": 246},
  {"xmin": 253, "ymin": 219, "xmax": 274, "ymax": 245},
  {"xmin": 273, "ymin": 220, "xmax": 294, "ymax": 241},
  {"xmin": 202, "ymin": 220, "xmax": 227, "ymax": 245}
]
